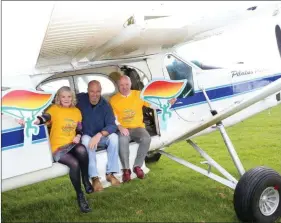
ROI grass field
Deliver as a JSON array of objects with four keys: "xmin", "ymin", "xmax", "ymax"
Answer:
[{"xmin": 2, "ymin": 105, "xmax": 281, "ymax": 222}]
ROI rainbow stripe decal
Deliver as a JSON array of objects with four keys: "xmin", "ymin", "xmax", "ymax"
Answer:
[
  {"xmin": 2, "ymin": 88, "xmax": 55, "ymax": 139},
  {"xmin": 141, "ymin": 80, "xmax": 187, "ymax": 99},
  {"xmin": 2, "ymin": 90, "xmax": 53, "ymax": 111},
  {"xmin": 141, "ymin": 79, "xmax": 187, "ymax": 130}
]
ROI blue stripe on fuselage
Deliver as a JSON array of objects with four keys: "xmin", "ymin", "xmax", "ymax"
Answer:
[
  {"xmin": 2, "ymin": 74, "xmax": 281, "ymax": 150},
  {"xmin": 1, "ymin": 125, "xmax": 47, "ymax": 150},
  {"xmin": 171, "ymin": 74, "xmax": 281, "ymax": 110}
]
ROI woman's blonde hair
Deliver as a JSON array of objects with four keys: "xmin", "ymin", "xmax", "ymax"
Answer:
[{"xmin": 54, "ymin": 86, "xmax": 77, "ymax": 107}]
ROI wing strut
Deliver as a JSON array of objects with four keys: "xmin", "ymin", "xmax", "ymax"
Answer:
[
  {"xmin": 156, "ymin": 77, "xmax": 281, "ymax": 222},
  {"xmin": 201, "ymin": 87, "xmax": 245, "ymax": 176},
  {"xmin": 158, "ymin": 87, "xmax": 246, "ymax": 190},
  {"xmin": 159, "ymin": 146, "xmax": 237, "ymax": 189}
]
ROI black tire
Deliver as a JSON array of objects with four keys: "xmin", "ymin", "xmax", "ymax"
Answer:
[
  {"xmin": 233, "ymin": 166, "xmax": 281, "ymax": 223},
  {"xmin": 145, "ymin": 152, "xmax": 162, "ymax": 163}
]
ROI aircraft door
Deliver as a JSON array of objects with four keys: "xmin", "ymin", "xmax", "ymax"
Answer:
[{"xmin": 162, "ymin": 54, "xmax": 198, "ymax": 123}]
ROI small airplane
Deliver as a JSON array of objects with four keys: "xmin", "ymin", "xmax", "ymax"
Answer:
[{"xmin": 2, "ymin": 1, "xmax": 281, "ymax": 222}]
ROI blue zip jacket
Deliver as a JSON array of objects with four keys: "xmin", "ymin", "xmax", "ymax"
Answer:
[{"xmin": 76, "ymin": 93, "xmax": 117, "ymax": 137}]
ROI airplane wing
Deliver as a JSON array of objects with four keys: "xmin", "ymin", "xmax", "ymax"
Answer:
[
  {"xmin": 166, "ymin": 77, "xmax": 281, "ymax": 146},
  {"xmin": 2, "ymin": 1, "xmax": 280, "ymax": 76},
  {"xmin": 35, "ymin": 1, "xmax": 280, "ymax": 70}
]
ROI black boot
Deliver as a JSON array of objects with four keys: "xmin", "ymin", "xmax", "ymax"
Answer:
[
  {"xmin": 82, "ymin": 176, "xmax": 93, "ymax": 194},
  {"xmin": 77, "ymin": 192, "xmax": 91, "ymax": 213}
]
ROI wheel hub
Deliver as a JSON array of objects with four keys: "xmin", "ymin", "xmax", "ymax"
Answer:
[{"xmin": 259, "ymin": 186, "xmax": 280, "ymax": 216}]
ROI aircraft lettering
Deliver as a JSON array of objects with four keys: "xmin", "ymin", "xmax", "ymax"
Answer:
[
  {"xmin": 231, "ymin": 68, "xmax": 268, "ymax": 78},
  {"xmin": 231, "ymin": 70, "xmax": 253, "ymax": 78}
]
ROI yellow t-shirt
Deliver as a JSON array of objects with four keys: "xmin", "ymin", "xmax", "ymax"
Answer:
[
  {"xmin": 45, "ymin": 104, "xmax": 82, "ymax": 153},
  {"xmin": 109, "ymin": 90, "xmax": 150, "ymax": 128}
]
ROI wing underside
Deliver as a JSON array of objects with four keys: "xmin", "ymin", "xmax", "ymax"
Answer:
[{"xmin": 36, "ymin": 1, "xmax": 280, "ymax": 70}]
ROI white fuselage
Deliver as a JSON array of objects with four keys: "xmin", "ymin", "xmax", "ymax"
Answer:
[{"xmin": 2, "ymin": 51, "xmax": 281, "ymax": 192}]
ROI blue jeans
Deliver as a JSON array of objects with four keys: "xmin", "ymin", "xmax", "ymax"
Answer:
[{"xmin": 82, "ymin": 133, "xmax": 119, "ymax": 178}]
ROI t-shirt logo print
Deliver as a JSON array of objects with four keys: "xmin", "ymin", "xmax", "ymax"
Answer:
[
  {"xmin": 122, "ymin": 109, "xmax": 136, "ymax": 124},
  {"xmin": 62, "ymin": 119, "xmax": 77, "ymax": 136}
]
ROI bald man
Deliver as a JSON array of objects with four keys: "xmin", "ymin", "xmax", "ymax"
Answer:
[
  {"xmin": 109, "ymin": 75, "xmax": 152, "ymax": 182},
  {"xmin": 76, "ymin": 80, "xmax": 120, "ymax": 192}
]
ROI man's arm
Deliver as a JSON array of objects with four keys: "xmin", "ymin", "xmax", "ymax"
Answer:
[{"xmin": 101, "ymin": 104, "xmax": 117, "ymax": 136}]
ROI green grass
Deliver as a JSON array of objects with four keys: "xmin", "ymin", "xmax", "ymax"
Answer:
[{"xmin": 2, "ymin": 105, "xmax": 281, "ymax": 222}]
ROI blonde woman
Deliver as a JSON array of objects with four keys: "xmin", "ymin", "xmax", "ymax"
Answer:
[{"xmin": 18, "ymin": 86, "xmax": 92, "ymax": 213}]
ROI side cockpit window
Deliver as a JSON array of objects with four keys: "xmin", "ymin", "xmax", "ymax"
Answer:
[
  {"xmin": 37, "ymin": 77, "xmax": 72, "ymax": 107},
  {"xmin": 165, "ymin": 54, "xmax": 194, "ymax": 98},
  {"xmin": 37, "ymin": 78, "xmax": 71, "ymax": 93},
  {"xmin": 75, "ymin": 74, "xmax": 116, "ymax": 94},
  {"xmin": 74, "ymin": 74, "xmax": 116, "ymax": 101}
]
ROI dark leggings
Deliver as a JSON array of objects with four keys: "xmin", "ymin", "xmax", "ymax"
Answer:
[{"xmin": 58, "ymin": 144, "xmax": 89, "ymax": 195}]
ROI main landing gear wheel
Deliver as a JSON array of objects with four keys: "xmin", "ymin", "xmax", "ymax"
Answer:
[
  {"xmin": 145, "ymin": 152, "xmax": 162, "ymax": 163},
  {"xmin": 234, "ymin": 166, "xmax": 281, "ymax": 223}
]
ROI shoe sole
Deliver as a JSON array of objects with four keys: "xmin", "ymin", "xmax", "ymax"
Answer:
[
  {"xmin": 137, "ymin": 175, "xmax": 145, "ymax": 179},
  {"xmin": 107, "ymin": 180, "xmax": 121, "ymax": 187},
  {"xmin": 106, "ymin": 178, "xmax": 121, "ymax": 187},
  {"xmin": 133, "ymin": 172, "xmax": 145, "ymax": 179}
]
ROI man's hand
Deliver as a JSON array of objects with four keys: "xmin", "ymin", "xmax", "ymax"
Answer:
[
  {"xmin": 118, "ymin": 125, "xmax": 129, "ymax": 136},
  {"xmin": 88, "ymin": 133, "xmax": 102, "ymax": 150},
  {"xmin": 169, "ymin": 98, "xmax": 177, "ymax": 105},
  {"xmin": 73, "ymin": 135, "xmax": 81, "ymax": 144}
]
